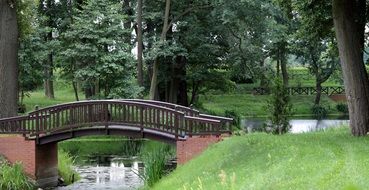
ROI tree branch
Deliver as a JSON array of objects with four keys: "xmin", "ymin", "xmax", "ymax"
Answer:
[{"xmin": 165, "ymin": 4, "xmax": 212, "ymax": 34}]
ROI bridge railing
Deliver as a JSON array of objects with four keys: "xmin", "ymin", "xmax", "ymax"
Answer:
[
  {"xmin": 0, "ymin": 116, "xmax": 30, "ymax": 134},
  {"xmin": 128, "ymin": 99, "xmax": 200, "ymax": 116},
  {"xmin": 128, "ymin": 99, "xmax": 232, "ymax": 133},
  {"xmin": 0, "ymin": 100, "xmax": 232, "ymax": 137},
  {"xmin": 27, "ymin": 100, "xmax": 186, "ymax": 136}
]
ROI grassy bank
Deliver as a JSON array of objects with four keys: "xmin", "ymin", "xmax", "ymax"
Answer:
[
  {"xmin": 200, "ymin": 94, "xmax": 342, "ymax": 118},
  {"xmin": 153, "ymin": 127, "xmax": 369, "ymax": 190}
]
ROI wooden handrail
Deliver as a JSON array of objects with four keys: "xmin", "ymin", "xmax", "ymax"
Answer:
[{"xmin": 0, "ymin": 100, "xmax": 232, "ymax": 138}]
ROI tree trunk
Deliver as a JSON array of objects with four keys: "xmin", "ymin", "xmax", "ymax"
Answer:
[
  {"xmin": 190, "ymin": 81, "xmax": 200, "ymax": 106},
  {"xmin": 44, "ymin": 52, "xmax": 54, "ymax": 99},
  {"xmin": 169, "ymin": 56, "xmax": 187, "ymax": 104},
  {"xmin": 177, "ymin": 56, "xmax": 188, "ymax": 106},
  {"xmin": 333, "ymin": 0, "xmax": 369, "ymax": 136},
  {"xmin": 149, "ymin": 0, "xmax": 171, "ymax": 100},
  {"xmin": 281, "ymin": 56, "xmax": 288, "ymax": 86},
  {"xmin": 0, "ymin": 0, "xmax": 18, "ymax": 118},
  {"xmin": 259, "ymin": 59, "xmax": 268, "ymax": 88},
  {"xmin": 136, "ymin": 0, "xmax": 144, "ymax": 87},
  {"xmin": 315, "ymin": 80, "xmax": 322, "ymax": 105},
  {"xmin": 43, "ymin": 0, "xmax": 55, "ymax": 99},
  {"xmin": 123, "ymin": 0, "xmax": 132, "ymax": 45},
  {"xmin": 85, "ymin": 87, "xmax": 93, "ymax": 99},
  {"xmin": 72, "ymin": 81, "xmax": 79, "ymax": 101}
]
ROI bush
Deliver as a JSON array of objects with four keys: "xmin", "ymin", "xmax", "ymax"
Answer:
[
  {"xmin": 336, "ymin": 103, "xmax": 348, "ymax": 114},
  {"xmin": 265, "ymin": 77, "xmax": 293, "ymax": 134},
  {"xmin": 224, "ymin": 110, "xmax": 241, "ymax": 130},
  {"xmin": 312, "ymin": 105, "xmax": 328, "ymax": 119},
  {"xmin": 0, "ymin": 160, "xmax": 34, "ymax": 190}
]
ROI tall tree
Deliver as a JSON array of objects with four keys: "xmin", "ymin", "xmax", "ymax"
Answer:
[
  {"xmin": 39, "ymin": 0, "xmax": 56, "ymax": 99},
  {"xmin": 293, "ymin": 0, "xmax": 338, "ymax": 105},
  {"xmin": 0, "ymin": 0, "xmax": 19, "ymax": 118},
  {"xmin": 136, "ymin": 0, "xmax": 144, "ymax": 87},
  {"xmin": 332, "ymin": 0, "xmax": 369, "ymax": 136},
  {"xmin": 61, "ymin": 0, "xmax": 140, "ymax": 99},
  {"xmin": 149, "ymin": 0, "xmax": 171, "ymax": 100}
]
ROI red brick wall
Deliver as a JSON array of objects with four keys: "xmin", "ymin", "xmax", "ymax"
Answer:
[
  {"xmin": 177, "ymin": 135, "xmax": 222, "ymax": 164},
  {"xmin": 0, "ymin": 136, "xmax": 58, "ymax": 187},
  {"xmin": 0, "ymin": 135, "xmax": 36, "ymax": 178}
]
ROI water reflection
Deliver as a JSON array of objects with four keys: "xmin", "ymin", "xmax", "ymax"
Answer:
[
  {"xmin": 55, "ymin": 157, "xmax": 144, "ymax": 190},
  {"xmin": 243, "ymin": 119, "xmax": 350, "ymax": 133}
]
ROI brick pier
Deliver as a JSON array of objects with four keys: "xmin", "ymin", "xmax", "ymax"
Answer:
[{"xmin": 0, "ymin": 135, "xmax": 58, "ymax": 187}]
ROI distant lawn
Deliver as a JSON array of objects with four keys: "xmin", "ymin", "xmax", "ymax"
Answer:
[
  {"xmin": 23, "ymin": 88, "xmax": 81, "ymax": 113},
  {"xmin": 23, "ymin": 88, "xmax": 343, "ymax": 118},
  {"xmin": 153, "ymin": 127, "xmax": 369, "ymax": 190},
  {"xmin": 200, "ymin": 94, "xmax": 341, "ymax": 118}
]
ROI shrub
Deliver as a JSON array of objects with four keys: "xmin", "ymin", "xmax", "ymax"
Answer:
[
  {"xmin": 265, "ymin": 77, "xmax": 293, "ymax": 134},
  {"xmin": 312, "ymin": 105, "xmax": 328, "ymax": 119},
  {"xmin": 336, "ymin": 103, "xmax": 349, "ymax": 114},
  {"xmin": 224, "ymin": 110, "xmax": 241, "ymax": 130}
]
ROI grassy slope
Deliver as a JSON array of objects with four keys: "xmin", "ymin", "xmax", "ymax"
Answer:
[
  {"xmin": 154, "ymin": 128, "xmax": 369, "ymax": 190},
  {"xmin": 23, "ymin": 88, "xmax": 79, "ymax": 112},
  {"xmin": 201, "ymin": 94, "xmax": 339, "ymax": 117}
]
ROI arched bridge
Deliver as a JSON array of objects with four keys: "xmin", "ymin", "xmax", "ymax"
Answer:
[
  {"xmin": 0, "ymin": 100, "xmax": 232, "ymax": 187},
  {"xmin": 0, "ymin": 99, "xmax": 232, "ymax": 144}
]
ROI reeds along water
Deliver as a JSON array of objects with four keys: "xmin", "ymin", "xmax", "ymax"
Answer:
[
  {"xmin": 0, "ymin": 159, "xmax": 34, "ymax": 190},
  {"xmin": 140, "ymin": 141, "xmax": 175, "ymax": 187}
]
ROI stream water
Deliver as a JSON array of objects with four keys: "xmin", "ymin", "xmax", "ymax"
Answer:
[
  {"xmin": 54, "ymin": 156, "xmax": 144, "ymax": 190},
  {"xmin": 242, "ymin": 118, "xmax": 350, "ymax": 133}
]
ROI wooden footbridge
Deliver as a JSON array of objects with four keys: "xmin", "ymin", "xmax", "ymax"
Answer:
[{"xmin": 0, "ymin": 99, "xmax": 232, "ymax": 187}]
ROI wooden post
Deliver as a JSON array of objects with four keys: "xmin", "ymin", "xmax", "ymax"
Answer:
[{"xmin": 140, "ymin": 106, "xmax": 144, "ymax": 138}]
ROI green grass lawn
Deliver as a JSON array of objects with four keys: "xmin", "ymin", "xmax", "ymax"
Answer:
[
  {"xmin": 23, "ymin": 88, "xmax": 343, "ymax": 118},
  {"xmin": 153, "ymin": 127, "xmax": 369, "ymax": 190},
  {"xmin": 200, "ymin": 94, "xmax": 341, "ymax": 118},
  {"xmin": 23, "ymin": 88, "xmax": 80, "ymax": 112}
]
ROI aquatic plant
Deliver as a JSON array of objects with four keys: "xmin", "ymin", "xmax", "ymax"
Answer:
[
  {"xmin": 0, "ymin": 159, "xmax": 34, "ymax": 190},
  {"xmin": 58, "ymin": 150, "xmax": 80, "ymax": 185},
  {"xmin": 140, "ymin": 141, "xmax": 175, "ymax": 187}
]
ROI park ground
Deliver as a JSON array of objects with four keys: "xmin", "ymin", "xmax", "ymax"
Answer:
[
  {"xmin": 152, "ymin": 127, "xmax": 369, "ymax": 190},
  {"xmin": 10, "ymin": 67, "xmax": 351, "ymax": 189}
]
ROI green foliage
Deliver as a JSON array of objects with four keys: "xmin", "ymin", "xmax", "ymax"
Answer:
[
  {"xmin": 58, "ymin": 150, "xmax": 80, "ymax": 185},
  {"xmin": 311, "ymin": 105, "xmax": 328, "ymax": 119},
  {"xmin": 224, "ymin": 110, "xmax": 241, "ymax": 130},
  {"xmin": 140, "ymin": 141, "xmax": 175, "ymax": 187},
  {"xmin": 336, "ymin": 103, "xmax": 349, "ymax": 115},
  {"xmin": 265, "ymin": 77, "xmax": 293, "ymax": 134},
  {"xmin": 0, "ymin": 160, "xmax": 34, "ymax": 190},
  {"xmin": 60, "ymin": 0, "xmax": 141, "ymax": 98},
  {"xmin": 59, "ymin": 138, "xmax": 142, "ymax": 157}
]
